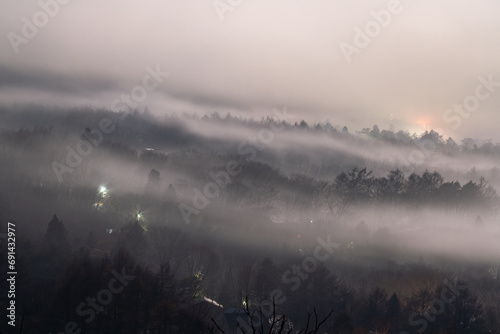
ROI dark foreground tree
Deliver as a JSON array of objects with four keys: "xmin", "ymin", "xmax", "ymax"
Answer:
[{"xmin": 44, "ymin": 214, "xmax": 71, "ymax": 255}]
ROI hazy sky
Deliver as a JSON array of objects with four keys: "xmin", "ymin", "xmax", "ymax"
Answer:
[{"xmin": 1, "ymin": 0, "xmax": 500, "ymax": 141}]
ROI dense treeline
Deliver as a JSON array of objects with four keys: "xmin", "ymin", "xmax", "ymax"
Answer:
[
  {"xmin": 2, "ymin": 213, "xmax": 499, "ymax": 333},
  {"xmin": 2, "ymin": 105, "xmax": 500, "ymax": 159},
  {"xmin": 321, "ymin": 167, "xmax": 498, "ymax": 214}
]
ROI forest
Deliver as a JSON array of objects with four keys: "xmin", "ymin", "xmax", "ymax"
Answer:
[{"xmin": 1, "ymin": 106, "xmax": 500, "ymax": 333}]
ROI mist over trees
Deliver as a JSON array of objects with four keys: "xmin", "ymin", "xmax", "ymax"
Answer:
[{"xmin": 1, "ymin": 105, "xmax": 500, "ymax": 333}]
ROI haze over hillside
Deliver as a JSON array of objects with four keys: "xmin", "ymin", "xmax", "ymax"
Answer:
[
  {"xmin": 1, "ymin": 105, "xmax": 500, "ymax": 332},
  {"xmin": 2, "ymin": 1, "xmax": 500, "ymax": 333}
]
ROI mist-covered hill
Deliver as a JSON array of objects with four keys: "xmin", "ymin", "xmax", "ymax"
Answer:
[{"xmin": 1, "ymin": 105, "xmax": 500, "ymax": 333}]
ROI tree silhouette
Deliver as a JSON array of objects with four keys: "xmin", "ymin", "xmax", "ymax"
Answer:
[
  {"xmin": 436, "ymin": 281, "xmax": 486, "ymax": 333},
  {"xmin": 437, "ymin": 181, "xmax": 461, "ymax": 209},
  {"xmin": 361, "ymin": 287, "xmax": 388, "ymax": 329},
  {"xmin": 420, "ymin": 170, "xmax": 443, "ymax": 198},
  {"xmin": 44, "ymin": 214, "xmax": 71, "ymax": 255},
  {"xmin": 385, "ymin": 293, "xmax": 401, "ymax": 331},
  {"xmin": 145, "ymin": 168, "xmax": 161, "ymax": 196},
  {"xmin": 334, "ymin": 167, "xmax": 373, "ymax": 212},
  {"xmin": 404, "ymin": 172, "xmax": 423, "ymax": 204},
  {"xmin": 370, "ymin": 125, "xmax": 380, "ymax": 138},
  {"xmin": 163, "ymin": 183, "xmax": 177, "ymax": 202}
]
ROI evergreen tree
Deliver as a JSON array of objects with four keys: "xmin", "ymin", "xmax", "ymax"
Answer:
[
  {"xmin": 44, "ymin": 214, "xmax": 71, "ymax": 254},
  {"xmin": 385, "ymin": 293, "xmax": 401, "ymax": 330},
  {"xmin": 145, "ymin": 168, "xmax": 161, "ymax": 196}
]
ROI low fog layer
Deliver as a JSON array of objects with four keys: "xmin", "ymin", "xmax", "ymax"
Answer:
[
  {"xmin": 1, "ymin": 105, "xmax": 500, "ymax": 332},
  {"xmin": 3, "ymin": 1, "xmax": 500, "ymax": 332},
  {"xmin": 2, "ymin": 1, "xmax": 500, "ymax": 140},
  {"xmin": 1, "ymin": 106, "xmax": 499, "ymax": 258}
]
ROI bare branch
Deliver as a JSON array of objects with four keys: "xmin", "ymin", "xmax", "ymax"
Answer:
[{"xmin": 211, "ymin": 318, "xmax": 226, "ymax": 334}]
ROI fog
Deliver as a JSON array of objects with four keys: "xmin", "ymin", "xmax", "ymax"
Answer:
[
  {"xmin": 2, "ymin": 2, "xmax": 500, "ymax": 332},
  {"xmin": 2, "ymin": 1, "xmax": 500, "ymax": 140},
  {"xmin": 2, "ymin": 106, "xmax": 499, "ymax": 253},
  {"xmin": 2, "ymin": 107, "xmax": 500, "ymax": 332}
]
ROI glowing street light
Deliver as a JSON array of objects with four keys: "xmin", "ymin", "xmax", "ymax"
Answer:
[{"xmin": 98, "ymin": 185, "xmax": 109, "ymax": 198}]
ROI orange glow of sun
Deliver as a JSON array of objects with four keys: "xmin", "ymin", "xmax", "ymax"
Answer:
[{"xmin": 416, "ymin": 118, "xmax": 431, "ymax": 128}]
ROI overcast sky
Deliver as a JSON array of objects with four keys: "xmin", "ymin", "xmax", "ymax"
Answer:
[{"xmin": 1, "ymin": 0, "xmax": 500, "ymax": 141}]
